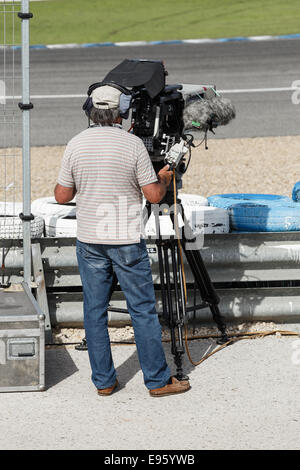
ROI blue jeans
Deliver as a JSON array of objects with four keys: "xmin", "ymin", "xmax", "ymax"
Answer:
[{"xmin": 76, "ymin": 239, "xmax": 171, "ymax": 390}]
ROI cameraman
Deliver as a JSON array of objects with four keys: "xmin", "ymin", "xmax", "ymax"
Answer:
[{"xmin": 55, "ymin": 84, "xmax": 191, "ymax": 397}]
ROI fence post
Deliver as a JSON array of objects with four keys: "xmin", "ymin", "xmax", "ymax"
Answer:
[{"xmin": 19, "ymin": 0, "xmax": 33, "ymax": 286}]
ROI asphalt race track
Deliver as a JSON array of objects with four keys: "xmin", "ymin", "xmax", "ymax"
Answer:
[{"xmin": 3, "ymin": 39, "xmax": 300, "ymax": 146}]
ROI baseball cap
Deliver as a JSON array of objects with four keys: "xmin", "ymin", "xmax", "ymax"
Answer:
[{"xmin": 91, "ymin": 85, "xmax": 121, "ymax": 110}]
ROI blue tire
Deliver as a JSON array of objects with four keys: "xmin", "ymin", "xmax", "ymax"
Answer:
[
  {"xmin": 208, "ymin": 193, "xmax": 290, "ymax": 209},
  {"xmin": 208, "ymin": 193, "xmax": 300, "ymax": 232},
  {"xmin": 292, "ymin": 182, "xmax": 300, "ymax": 202}
]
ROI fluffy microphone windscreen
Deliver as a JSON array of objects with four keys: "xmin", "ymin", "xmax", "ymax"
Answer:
[{"xmin": 183, "ymin": 97, "xmax": 236, "ymax": 131}]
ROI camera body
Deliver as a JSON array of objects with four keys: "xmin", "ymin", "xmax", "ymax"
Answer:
[
  {"xmin": 84, "ymin": 59, "xmax": 235, "ymax": 196},
  {"xmin": 130, "ymin": 82, "xmax": 185, "ymax": 161},
  {"xmin": 102, "ymin": 59, "xmax": 190, "ymax": 164},
  {"xmin": 99, "ymin": 59, "xmax": 199, "ymax": 193}
]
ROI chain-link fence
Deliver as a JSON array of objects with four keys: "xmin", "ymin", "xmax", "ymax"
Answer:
[
  {"xmin": 0, "ymin": 0, "xmax": 22, "ymax": 208},
  {"xmin": 0, "ymin": 0, "xmax": 33, "ymax": 286}
]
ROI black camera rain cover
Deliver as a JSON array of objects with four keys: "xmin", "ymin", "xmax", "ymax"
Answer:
[{"xmin": 103, "ymin": 59, "xmax": 166, "ymax": 98}]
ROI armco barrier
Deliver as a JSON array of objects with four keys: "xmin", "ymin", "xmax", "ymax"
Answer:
[{"xmin": 1, "ymin": 232, "xmax": 300, "ymax": 326}]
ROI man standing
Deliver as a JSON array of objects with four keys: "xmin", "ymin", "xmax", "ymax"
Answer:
[{"xmin": 55, "ymin": 84, "xmax": 190, "ymax": 397}]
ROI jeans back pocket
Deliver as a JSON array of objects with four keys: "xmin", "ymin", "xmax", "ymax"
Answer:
[{"xmin": 117, "ymin": 242, "xmax": 144, "ymax": 267}]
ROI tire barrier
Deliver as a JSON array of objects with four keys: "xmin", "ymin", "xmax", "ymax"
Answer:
[
  {"xmin": 44, "ymin": 215, "xmax": 77, "ymax": 238},
  {"xmin": 208, "ymin": 193, "xmax": 300, "ymax": 232},
  {"xmin": 31, "ymin": 196, "xmax": 76, "ymax": 218},
  {"xmin": 32, "ymin": 197, "xmax": 77, "ymax": 238},
  {"xmin": 37, "ymin": 193, "xmax": 223, "ymax": 238},
  {"xmin": 144, "ymin": 193, "xmax": 228, "ymax": 236},
  {"xmin": 0, "ymin": 215, "xmax": 44, "ymax": 239},
  {"xmin": 145, "ymin": 205, "xmax": 229, "ymax": 237},
  {"xmin": 208, "ymin": 193, "xmax": 290, "ymax": 208},
  {"xmin": 183, "ymin": 205, "xmax": 229, "ymax": 235}
]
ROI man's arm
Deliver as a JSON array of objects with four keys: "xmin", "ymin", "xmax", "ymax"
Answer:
[
  {"xmin": 54, "ymin": 183, "xmax": 77, "ymax": 204},
  {"xmin": 142, "ymin": 165, "xmax": 173, "ymax": 204}
]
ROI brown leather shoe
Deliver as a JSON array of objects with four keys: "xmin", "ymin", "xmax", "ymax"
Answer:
[
  {"xmin": 149, "ymin": 376, "xmax": 191, "ymax": 397},
  {"xmin": 97, "ymin": 379, "xmax": 119, "ymax": 396}
]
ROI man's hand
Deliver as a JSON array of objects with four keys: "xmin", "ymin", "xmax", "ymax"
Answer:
[
  {"xmin": 157, "ymin": 164, "xmax": 173, "ymax": 187},
  {"xmin": 142, "ymin": 165, "xmax": 173, "ymax": 204}
]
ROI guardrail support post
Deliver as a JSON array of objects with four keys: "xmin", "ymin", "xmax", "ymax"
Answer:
[{"xmin": 32, "ymin": 242, "xmax": 53, "ymax": 343}]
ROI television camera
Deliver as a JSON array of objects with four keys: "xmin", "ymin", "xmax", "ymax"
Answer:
[{"xmin": 83, "ymin": 59, "xmax": 235, "ymax": 199}]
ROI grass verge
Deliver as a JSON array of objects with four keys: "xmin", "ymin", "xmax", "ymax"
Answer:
[{"xmin": 1, "ymin": 0, "xmax": 300, "ymax": 45}]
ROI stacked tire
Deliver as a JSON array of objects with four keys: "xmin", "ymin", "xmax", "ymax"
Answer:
[
  {"xmin": 31, "ymin": 193, "xmax": 229, "ymax": 239},
  {"xmin": 144, "ymin": 193, "xmax": 229, "ymax": 236},
  {"xmin": 31, "ymin": 197, "xmax": 77, "ymax": 237},
  {"xmin": 179, "ymin": 194, "xmax": 229, "ymax": 235},
  {"xmin": 0, "ymin": 202, "xmax": 44, "ymax": 239},
  {"xmin": 208, "ymin": 193, "xmax": 300, "ymax": 232}
]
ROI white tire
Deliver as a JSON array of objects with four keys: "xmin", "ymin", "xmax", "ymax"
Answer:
[
  {"xmin": 0, "ymin": 202, "xmax": 23, "ymax": 216},
  {"xmin": 144, "ymin": 193, "xmax": 226, "ymax": 236},
  {"xmin": 44, "ymin": 216, "xmax": 77, "ymax": 237},
  {"xmin": 31, "ymin": 196, "xmax": 76, "ymax": 218},
  {"xmin": 142, "ymin": 193, "xmax": 208, "ymax": 208},
  {"xmin": 0, "ymin": 215, "xmax": 44, "ymax": 239},
  {"xmin": 145, "ymin": 205, "xmax": 229, "ymax": 236},
  {"xmin": 184, "ymin": 205, "xmax": 229, "ymax": 235},
  {"xmin": 178, "ymin": 193, "xmax": 208, "ymax": 207},
  {"xmin": 179, "ymin": 194, "xmax": 228, "ymax": 234}
]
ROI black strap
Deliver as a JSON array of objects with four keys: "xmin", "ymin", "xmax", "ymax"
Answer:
[
  {"xmin": 19, "ymin": 213, "xmax": 35, "ymax": 222},
  {"xmin": 87, "ymin": 81, "xmax": 131, "ymax": 97},
  {"xmin": 17, "ymin": 12, "xmax": 33, "ymax": 20},
  {"xmin": 18, "ymin": 102, "xmax": 34, "ymax": 111}
]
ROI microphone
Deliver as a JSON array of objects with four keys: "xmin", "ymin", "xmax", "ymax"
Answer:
[{"xmin": 183, "ymin": 95, "xmax": 236, "ymax": 132}]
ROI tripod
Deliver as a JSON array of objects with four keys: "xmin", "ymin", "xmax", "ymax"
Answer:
[{"xmin": 146, "ymin": 191, "xmax": 228, "ymax": 381}]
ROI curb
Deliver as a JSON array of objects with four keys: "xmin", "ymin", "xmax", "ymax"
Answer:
[{"xmin": 10, "ymin": 33, "xmax": 300, "ymax": 50}]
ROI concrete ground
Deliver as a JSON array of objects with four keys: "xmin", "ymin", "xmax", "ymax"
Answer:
[{"xmin": 0, "ymin": 328, "xmax": 300, "ymax": 450}]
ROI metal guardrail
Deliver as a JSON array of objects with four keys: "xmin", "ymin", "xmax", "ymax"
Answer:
[{"xmin": 1, "ymin": 232, "xmax": 300, "ymax": 325}]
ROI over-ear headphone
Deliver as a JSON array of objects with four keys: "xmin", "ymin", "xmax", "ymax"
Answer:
[{"xmin": 82, "ymin": 82, "xmax": 133, "ymax": 119}]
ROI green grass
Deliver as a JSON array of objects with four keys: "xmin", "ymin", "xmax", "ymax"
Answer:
[{"xmin": 2, "ymin": 0, "xmax": 300, "ymax": 45}]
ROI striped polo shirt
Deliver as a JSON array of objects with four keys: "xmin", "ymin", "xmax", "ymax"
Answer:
[{"xmin": 57, "ymin": 125, "xmax": 158, "ymax": 244}]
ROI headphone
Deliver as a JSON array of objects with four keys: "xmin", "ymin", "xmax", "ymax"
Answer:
[{"xmin": 82, "ymin": 82, "xmax": 133, "ymax": 120}]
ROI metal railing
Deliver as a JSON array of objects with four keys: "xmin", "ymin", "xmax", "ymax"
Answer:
[{"xmin": 1, "ymin": 232, "xmax": 300, "ymax": 326}]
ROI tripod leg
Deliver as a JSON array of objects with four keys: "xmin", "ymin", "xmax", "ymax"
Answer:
[
  {"xmin": 170, "ymin": 242, "xmax": 189, "ymax": 380},
  {"xmin": 183, "ymin": 246, "xmax": 219, "ymax": 304},
  {"xmin": 157, "ymin": 242, "xmax": 169, "ymax": 324},
  {"xmin": 163, "ymin": 245, "xmax": 177, "ymax": 356},
  {"xmin": 153, "ymin": 202, "xmax": 188, "ymax": 379},
  {"xmin": 210, "ymin": 304, "xmax": 228, "ymax": 344},
  {"xmin": 183, "ymin": 245, "xmax": 229, "ymax": 343},
  {"xmin": 160, "ymin": 244, "xmax": 187, "ymax": 380}
]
